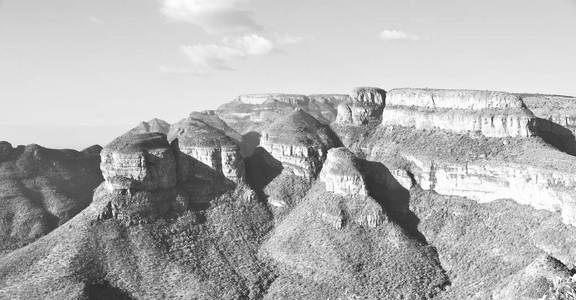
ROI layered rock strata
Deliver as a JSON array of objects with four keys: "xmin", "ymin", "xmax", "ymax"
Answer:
[
  {"xmin": 260, "ymin": 109, "xmax": 341, "ymax": 180},
  {"xmin": 169, "ymin": 118, "xmax": 245, "ymax": 183},
  {"xmin": 382, "ymin": 89, "xmax": 537, "ymax": 137},
  {"xmin": 100, "ymin": 133, "xmax": 177, "ymax": 192},
  {"xmin": 318, "ymin": 148, "xmax": 384, "ymax": 228},
  {"xmin": 402, "ymin": 154, "xmax": 576, "ymax": 226},
  {"xmin": 335, "ymin": 87, "xmax": 387, "ymax": 126}
]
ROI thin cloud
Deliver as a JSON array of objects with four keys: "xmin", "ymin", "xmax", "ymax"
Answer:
[
  {"xmin": 181, "ymin": 34, "xmax": 275, "ymax": 70},
  {"xmin": 275, "ymin": 34, "xmax": 305, "ymax": 45},
  {"xmin": 161, "ymin": 0, "xmax": 260, "ymax": 34},
  {"xmin": 379, "ymin": 30, "xmax": 424, "ymax": 41}
]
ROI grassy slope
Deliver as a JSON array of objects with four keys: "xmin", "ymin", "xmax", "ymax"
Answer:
[
  {"xmin": 0, "ymin": 183, "xmax": 275, "ymax": 299},
  {"xmin": 0, "ymin": 144, "xmax": 103, "ymax": 257}
]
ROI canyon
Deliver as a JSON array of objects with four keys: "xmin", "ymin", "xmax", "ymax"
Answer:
[{"xmin": 1, "ymin": 87, "xmax": 576, "ymax": 299}]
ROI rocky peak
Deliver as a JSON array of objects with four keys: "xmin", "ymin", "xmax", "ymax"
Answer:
[
  {"xmin": 100, "ymin": 133, "xmax": 177, "ymax": 192},
  {"xmin": 169, "ymin": 117, "xmax": 245, "ymax": 182},
  {"xmin": 126, "ymin": 118, "xmax": 171, "ymax": 135},
  {"xmin": 335, "ymin": 87, "xmax": 387, "ymax": 126},
  {"xmin": 352, "ymin": 87, "xmax": 387, "ymax": 105},
  {"xmin": 260, "ymin": 110, "xmax": 341, "ymax": 180},
  {"xmin": 319, "ymin": 148, "xmax": 368, "ymax": 197},
  {"xmin": 317, "ymin": 147, "xmax": 385, "ymax": 228}
]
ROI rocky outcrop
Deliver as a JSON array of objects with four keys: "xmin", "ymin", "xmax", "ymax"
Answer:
[
  {"xmin": 169, "ymin": 117, "xmax": 245, "ymax": 183},
  {"xmin": 381, "ymin": 89, "xmax": 537, "ymax": 137},
  {"xmin": 260, "ymin": 109, "xmax": 341, "ymax": 180},
  {"xmin": 308, "ymin": 94, "xmax": 351, "ymax": 104},
  {"xmin": 402, "ymin": 154, "xmax": 576, "ymax": 226},
  {"xmin": 319, "ymin": 148, "xmax": 368, "ymax": 198},
  {"xmin": 318, "ymin": 148, "xmax": 384, "ymax": 228},
  {"xmin": 100, "ymin": 133, "xmax": 177, "ymax": 192},
  {"xmin": 335, "ymin": 87, "xmax": 387, "ymax": 126}
]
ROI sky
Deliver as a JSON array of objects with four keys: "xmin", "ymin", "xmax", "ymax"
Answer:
[{"xmin": 1, "ymin": 0, "xmax": 575, "ymax": 149}]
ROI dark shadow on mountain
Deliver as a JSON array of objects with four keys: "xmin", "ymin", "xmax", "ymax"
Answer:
[
  {"xmin": 241, "ymin": 131, "xmax": 261, "ymax": 157},
  {"xmin": 170, "ymin": 139, "xmax": 236, "ymax": 211},
  {"xmin": 84, "ymin": 281, "xmax": 135, "ymax": 300},
  {"xmin": 361, "ymin": 160, "xmax": 428, "ymax": 244},
  {"xmin": 536, "ymin": 118, "xmax": 576, "ymax": 156}
]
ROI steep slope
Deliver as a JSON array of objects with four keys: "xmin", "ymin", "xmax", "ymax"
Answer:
[
  {"xmin": 0, "ymin": 142, "xmax": 102, "ymax": 256},
  {"xmin": 261, "ymin": 148, "xmax": 449, "ymax": 299},
  {"xmin": 409, "ymin": 188, "xmax": 576, "ymax": 299},
  {"xmin": 0, "ymin": 133, "xmax": 274, "ymax": 299}
]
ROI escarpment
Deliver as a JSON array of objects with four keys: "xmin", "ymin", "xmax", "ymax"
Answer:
[
  {"xmin": 336, "ymin": 87, "xmax": 387, "ymax": 126},
  {"xmin": 260, "ymin": 109, "xmax": 341, "ymax": 181},
  {"xmin": 382, "ymin": 89, "xmax": 537, "ymax": 137},
  {"xmin": 169, "ymin": 117, "xmax": 245, "ymax": 183}
]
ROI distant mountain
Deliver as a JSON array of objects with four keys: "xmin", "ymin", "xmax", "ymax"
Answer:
[{"xmin": 0, "ymin": 142, "xmax": 102, "ymax": 256}]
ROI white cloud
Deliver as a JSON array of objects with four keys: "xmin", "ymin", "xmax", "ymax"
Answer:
[
  {"xmin": 161, "ymin": 0, "xmax": 259, "ymax": 34},
  {"xmin": 379, "ymin": 30, "xmax": 424, "ymax": 41},
  {"xmin": 88, "ymin": 16, "xmax": 104, "ymax": 24},
  {"xmin": 181, "ymin": 34, "xmax": 275, "ymax": 70}
]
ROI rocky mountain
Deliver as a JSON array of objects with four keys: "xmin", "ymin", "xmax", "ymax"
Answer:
[
  {"xmin": 0, "ymin": 142, "xmax": 102, "ymax": 256},
  {"xmin": 215, "ymin": 93, "xmax": 348, "ymax": 134},
  {"xmin": 3, "ymin": 86, "xmax": 576, "ymax": 299}
]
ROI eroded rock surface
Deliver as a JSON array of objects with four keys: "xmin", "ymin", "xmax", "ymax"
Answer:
[
  {"xmin": 336, "ymin": 87, "xmax": 387, "ymax": 126},
  {"xmin": 100, "ymin": 133, "xmax": 177, "ymax": 192},
  {"xmin": 260, "ymin": 109, "xmax": 340, "ymax": 180},
  {"xmin": 169, "ymin": 117, "xmax": 245, "ymax": 183}
]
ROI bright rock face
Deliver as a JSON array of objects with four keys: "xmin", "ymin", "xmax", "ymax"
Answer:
[
  {"xmin": 387, "ymin": 89, "xmax": 525, "ymax": 110},
  {"xmin": 319, "ymin": 148, "xmax": 368, "ymax": 198},
  {"xmin": 403, "ymin": 155, "xmax": 576, "ymax": 226},
  {"xmin": 100, "ymin": 133, "xmax": 177, "ymax": 192},
  {"xmin": 382, "ymin": 89, "xmax": 537, "ymax": 137},
  {"xmin": 335, "ymin": 87, "xmax": 387, "ymax": 126},
  {"xmin": 381, "ymin": 108, "xmax": 536, "ymax": 137},
  {"xmin": 169, "ymin": 118, "xmax": 245, "ymax": 183},
  {"xmin": 317, "ymin": 148, "xmax": 385, "ymax": 228},
  {"xmin": 260, "ymin": 109, "xmax": 341, "ymax": 180}
]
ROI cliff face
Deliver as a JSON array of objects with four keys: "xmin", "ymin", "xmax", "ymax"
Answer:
[
  {"xmin": 382, "ymin": 89, "xmax": 537, "ymax": 137},
  {"xmin": 100, "ymin": 133, "xmax": 177, "ymax": 192},
  {"xmin": 381, "ymin": 107, "xmax": 536, "ymax": 137},
  {"xmin": 317, "ymin": 148, "xmax": 384, "ymax": 228},
  {"xmin": 387, "ymin": 89, "xmax": 525, "ymax": 110},
  {"xmin": 335, "ymin": 87, "xmax": 387, "ymax": 126},
  {"xmin": 260, "ymin": 109, "xmax": 341, "ymax": 180},
  {"xmin": 169, "ymin": 118, "xmax": 245, "ymax": 183}
]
